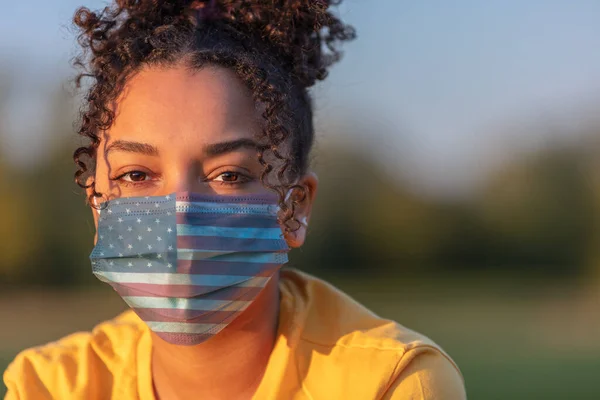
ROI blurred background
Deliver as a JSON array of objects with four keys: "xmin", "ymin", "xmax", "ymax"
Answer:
[{"xmin": 1, "ymin": 0, "xmax": 600, "ymax": 398}]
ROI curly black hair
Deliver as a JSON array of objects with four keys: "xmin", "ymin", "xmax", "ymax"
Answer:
[{"xmin": 72, "ymin": 0, "xmax": 355, "ymax": 231}]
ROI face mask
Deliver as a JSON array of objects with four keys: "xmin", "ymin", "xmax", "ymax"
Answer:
[{"xmin": 90, "ymin": 192, "xmax": 290, "ymax": 345}]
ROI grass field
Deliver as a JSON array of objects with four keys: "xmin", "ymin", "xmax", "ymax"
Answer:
[{"xmin": 1, "ymin": 274, "xmax": 599, "ymax": 399}]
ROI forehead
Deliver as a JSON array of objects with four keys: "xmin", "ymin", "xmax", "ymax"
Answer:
[{"xmin": 108, "ymin": 64, "xmax": 260, "ymax": 145}]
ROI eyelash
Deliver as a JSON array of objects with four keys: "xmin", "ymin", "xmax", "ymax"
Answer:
[
  {"xmin": 110, "ymin": 171, "xmax": 154, "ymax": 188},
  {"xmin": 206, "ymin": 171, "xmax": 252, "ymax": 186},
  {"xmin": 110, "ymin": 170, "xmax": 252, "ymax": 187}
]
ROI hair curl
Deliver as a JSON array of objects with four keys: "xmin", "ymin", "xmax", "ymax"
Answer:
[{"xmin": 72, "ymin": 0, "xmax": 355, "ymax": 231}]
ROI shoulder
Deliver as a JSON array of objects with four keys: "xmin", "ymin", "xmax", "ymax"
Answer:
[
  {"xmin": 3, "ymin": 310, "xmax": 147, "ymax": 400},
  {"xmin": 279, "ymin": 269, "xmax": 466, "ymax": 399},
  {"xmin": 382, "ymin": 345, "xmax": 467, "ymax": 400}
]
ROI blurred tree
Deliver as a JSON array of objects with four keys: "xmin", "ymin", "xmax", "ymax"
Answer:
[
  {"xmin": 0, "ymin": 162, "xmax": 41, "ymax": 284},
  {"xmin": 476, "ymin": 146, "xmax": 595, "ymax": 275},
  {"xmin": 292, "ymin": 143, "xmax": 447, "ymax": 275},
  {"xmin": 3, "ymin": 75, "xmax": 600, "ymax": 287},
  {"xmin": 0, "ymin": 82, "xmax": 94, "ymax": 288},
  {"xmin": 577, "ymin": 134, "xmax": 600, "ymax": 284},
  {"xmin": 0, "ymin": 75, "xmax": 41, "ymax": 284}
]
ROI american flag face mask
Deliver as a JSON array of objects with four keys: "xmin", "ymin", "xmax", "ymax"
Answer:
[{"xmin": 90, "ymin": 192, "xmax": 290, "ymax": 345}]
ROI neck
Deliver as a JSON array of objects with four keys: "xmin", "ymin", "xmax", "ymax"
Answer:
[{"xmin": 150, "ymin": 274, "xmax": 280, "ymax": 400}]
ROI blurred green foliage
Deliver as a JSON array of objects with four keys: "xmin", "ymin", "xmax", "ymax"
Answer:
[
  {"xmin": 0, "ymin": 86, "xmax": 95, "ymax": 288},
  {"xmin": 1, "ymin": 79, "xmax": 599, "ymax": 399},
  {"xmin": 294, "ymin": 141, "xmax": 600, "ymax": 281},
  {"xmin": 2, "ymin": 82, "xmax": 600, "ymax": 286}
]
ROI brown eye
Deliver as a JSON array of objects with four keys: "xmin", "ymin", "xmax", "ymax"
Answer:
[
  {"xmin": 123, "ymin": 171, "xmax": 148, "ymax": 182},
  {"xmin": 215, "ymin": 172, "xmax": 239, "ymax": 182}
]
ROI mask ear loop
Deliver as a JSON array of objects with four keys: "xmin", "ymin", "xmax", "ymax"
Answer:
[
  {"xmin": 299, "ymin": 216, "xmax": 309, "ymax": 228},
  {"xmin": 92, "ymin": 196, "xmax": 100, "ymax": 214},
  {"xmin": 91, "ymin": 194, "xmax": 108, "ymax": 214}
]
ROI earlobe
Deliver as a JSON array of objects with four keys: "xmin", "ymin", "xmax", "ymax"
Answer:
[{"xmin": 283, "ymin": 223, "xmax": 307, "ymax": 249}]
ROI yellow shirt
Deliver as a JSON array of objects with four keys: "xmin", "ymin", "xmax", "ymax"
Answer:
[{"xmin": 4, "ymin": 269, "xmax": 466, "ymax": 399}]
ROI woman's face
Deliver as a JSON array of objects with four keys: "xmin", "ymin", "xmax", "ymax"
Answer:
[{"xmin": 89, "ymin": 64, "xmax": 316, "ymax": 247}]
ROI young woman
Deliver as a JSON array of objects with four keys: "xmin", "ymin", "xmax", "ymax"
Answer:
[{"xmin": 3, "ymin": 1, "xmax": 466, "ymax": 398}]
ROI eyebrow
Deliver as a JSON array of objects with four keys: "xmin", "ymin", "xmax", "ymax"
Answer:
[
  {"xmin": 203, "ymin": 138, "xmax": 259, "ymax": 157},
  {"xmin": 104, "ymin": 138, "xmax": 259, "ymax": 158},
  {"xmin": 105, "ymin": 140, "xmax": 160, "ymax": 156}
]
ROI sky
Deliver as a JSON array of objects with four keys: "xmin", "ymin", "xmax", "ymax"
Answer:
[{"xmin": 2, "ymin": 0, "xmax": 600, "ymax": 196}]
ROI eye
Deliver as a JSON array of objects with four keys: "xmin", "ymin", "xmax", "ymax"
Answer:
[
  {"xmin": 209, "ymin": 170, "xmax": 254, "ymax": 186},
  {"xmin": 110, "ymin": 170, "xmax": 152, "ymax": 186},
  {"xmin": 214, "ymin": 171, "xmax": 242, "ymax": 183},
  {"xmin": 121, "ymin": 171, "xmax": 149, "ymax": 182}
]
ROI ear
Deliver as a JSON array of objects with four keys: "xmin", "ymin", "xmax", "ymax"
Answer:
[{"xmin": 283, "ymin": 171, "xmax": 318, "ymax": 248}]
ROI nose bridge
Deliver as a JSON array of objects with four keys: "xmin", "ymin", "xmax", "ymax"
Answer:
[{"xmin": 164, "ymin": 158, "xmax": 206, "ymax": 194}]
